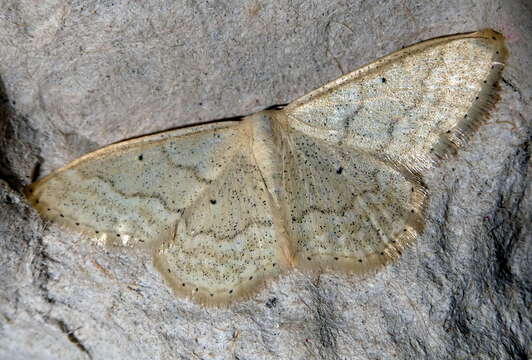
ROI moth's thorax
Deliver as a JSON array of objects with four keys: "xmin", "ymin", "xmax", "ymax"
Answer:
[{"xmin": 245, "ymin": 110, "xmax": 284, "ymax": 206}]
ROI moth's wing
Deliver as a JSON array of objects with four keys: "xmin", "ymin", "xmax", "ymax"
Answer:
[
  {"xmin": 25, "ymin": 121, "xmax": 242, "ymax": 249},
  {"xmin": 26, "ymin": 120, "xmax": 284, "ymax": 306},
  {"xmin": 26, "ymin": 122, "xmax": 281, "ymax": 304},
  {"xmin": 271, "ymin": 117, "xmax": 425, "ymax": 272},
  {"xmin": 283, "ymin": 29, "xmax": 507, "ymax": 172},
  {"xmin": 273, "ymin": 29, "xmax": 506, "ymax": 272},
  {"xmin": 154, "ymin": 143, "xmax": 286, "ymax": 305}
]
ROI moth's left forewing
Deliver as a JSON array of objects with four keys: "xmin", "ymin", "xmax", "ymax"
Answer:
[{"xmin": 24, "ymin": 122, "xmax": 242, "ymax": 250}]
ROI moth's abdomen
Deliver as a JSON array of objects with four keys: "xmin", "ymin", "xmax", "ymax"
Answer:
[{"xmin": 246, "ymin": 111, "xmax": 284, "ymax": 207}]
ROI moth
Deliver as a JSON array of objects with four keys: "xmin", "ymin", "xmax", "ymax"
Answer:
[{"xmin": 25, "ymin": 29, "xmax": 507, "ymax": 306}]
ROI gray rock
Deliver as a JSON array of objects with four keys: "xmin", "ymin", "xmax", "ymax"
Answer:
[{"xmin": 0, "ymin": 1, "xmax": 530, "ymax": 359}]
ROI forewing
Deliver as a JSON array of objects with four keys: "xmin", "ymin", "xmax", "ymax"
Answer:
[
  {"xmin": 283, "ymin": 29, "xmax": 507, "ymax": 171},
  {"xmin": 25, "ymin": 121, "xmax": 243, "ymax": 248}
]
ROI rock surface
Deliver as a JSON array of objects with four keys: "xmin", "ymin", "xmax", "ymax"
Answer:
[{"xmin": 0, "ymin": 1, "xmax": 530, "ymax": 359}]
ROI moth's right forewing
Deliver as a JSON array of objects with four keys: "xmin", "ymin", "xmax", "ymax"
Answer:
[{"xmin": 283, "ymin": 29, "xmax": 507, "ymax": 172}]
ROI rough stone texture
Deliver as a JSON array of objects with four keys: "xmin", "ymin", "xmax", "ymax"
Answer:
[{"xmin": 0, "ymin": 1, "xmax": 530, "ymax": 359}]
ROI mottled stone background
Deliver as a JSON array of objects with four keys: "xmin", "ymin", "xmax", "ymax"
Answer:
[{"xmin": 0, "ymin": 1, "xmax": 530, "ymax": 359}]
